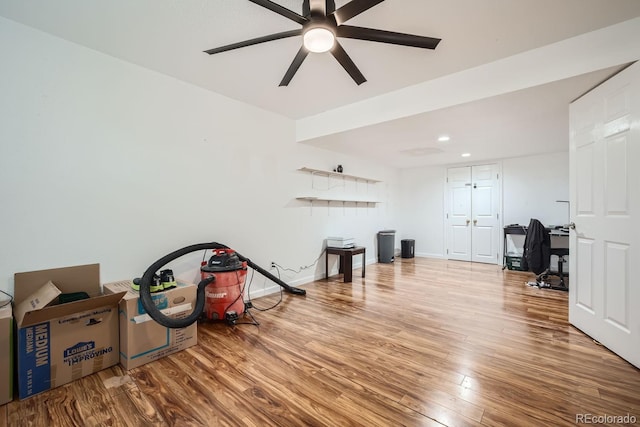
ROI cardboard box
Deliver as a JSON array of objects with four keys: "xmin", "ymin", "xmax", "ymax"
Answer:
[
  {"xmin": 103, "ymin": 280, "xmax": 197, "ymax": 370},
  {"xmin": 0, "ymin": 304, "xmax": 13, "ymax": 405},
  {"xmin": 13, "ymin": 264, "xmax": 125, "ymax": 400},
  {"xmin": 14, "ymin": 280, "xmax": 61, "ymax": 325}
]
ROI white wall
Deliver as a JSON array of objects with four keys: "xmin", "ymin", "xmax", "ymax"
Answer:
[
  {"xmin": 0, "ymin": 17, "xmax": 400, "ymax": 298},
  {"xmin": 397, "ymin": 166, "xmax": 446, "ymax": 258},
  {"xmin": 502, "ymin": 152, "xmax": 570, "ymax": 227},
  {"xmin": 397, "ymin": 152, "xmax": 569, "ymax": 260}
]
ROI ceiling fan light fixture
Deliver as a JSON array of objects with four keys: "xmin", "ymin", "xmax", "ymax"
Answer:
[{"xmin": 303, "ymin": 27, "xmax": 335, "ymax": 53}]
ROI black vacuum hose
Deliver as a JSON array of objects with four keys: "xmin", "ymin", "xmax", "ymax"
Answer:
[{"xmin": 139, "ymin": 242, "xmax": 306, "ymax": 328}]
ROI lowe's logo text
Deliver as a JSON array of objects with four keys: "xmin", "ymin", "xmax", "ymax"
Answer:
[{"xmin": 64, "ymin": 341, "xmax": 95, "ymax": 358}]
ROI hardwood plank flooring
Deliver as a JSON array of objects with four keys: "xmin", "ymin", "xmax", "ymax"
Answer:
[{"xmin": 2, "ymin": 258, "xmax": 639, "ymax": 426}]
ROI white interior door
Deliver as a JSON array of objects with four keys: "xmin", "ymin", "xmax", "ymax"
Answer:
[
  {"xmin": 447, "ymin": 164, "xmax": 500, "ymax": 264},
  {"xmin": 569, "ymin": 62, "xmax": 639, "ymax": 368},
  {"xmin": 471, "ymin": 164, "xmax": 499, "ymax": 263},
  {"xmin": 447, "ymin": 167, "xmax": 472, "ymax": 261}
]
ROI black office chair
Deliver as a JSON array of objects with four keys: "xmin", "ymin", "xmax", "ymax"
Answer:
[
  {"xmin": 549, "ymin": 247, "xmax": 568, "ymax": 288},
  {"xmin": 522, "ymin": 218, "xmax": 568, "ymax": 291}
]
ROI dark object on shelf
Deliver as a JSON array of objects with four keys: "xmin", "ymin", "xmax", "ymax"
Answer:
[
  {"xmin": 336, "ymin": 165, "xmax": 343, "ymax": 173},
  {"xmin": 401, "ymin": 239, "xmax": 415, "ymax": 258},
  {"xmin": 377, "ymin": 230, "xmax": 396, "ymax": 263}
]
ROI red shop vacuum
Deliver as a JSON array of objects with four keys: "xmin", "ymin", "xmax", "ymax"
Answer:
[
  {"xmin": 200, "ymin": 249, "xmax": 247, "ymax": 323},
  {"xmin": 137, "ymin": 242, "xmax": 306, "ymax": 329}
]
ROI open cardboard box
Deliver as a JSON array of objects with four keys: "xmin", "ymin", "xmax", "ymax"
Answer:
[
  {"xmin": 103, "ymin": 279, "xmax": 197, "ymax": 370},
  {"xmin": 13, "ymin": 264, "xmax": 125, "ymax": 400},
  {"xmin": 0, "ymin": 304, "xmax": 13, "ymax": 405}
]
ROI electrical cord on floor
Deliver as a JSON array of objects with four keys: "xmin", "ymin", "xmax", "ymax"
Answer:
[
  {"xmin": 233, "ymin": 307, "xmax": 260, "ymax": 327},
  {"xmin": 248, "ymin": 253, "xmax": 322, "ymax": 310},
  {"xmin": 246, "ymin": 267, "xmax": 283, "ymax": 312},
  {"xmin": 0, "ymin": 290, "xmax": 13, "ymax": 308},
  {"xmin": 272, "ymin": 251, "xmax": 323, "ymax": 274},
  {"xmin": 224, "ymin": 269, "xmax": 260, "ymax": 327}
]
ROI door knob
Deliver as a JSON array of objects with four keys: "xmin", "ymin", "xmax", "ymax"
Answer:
[
  {"xmin": 568, "ymin": 222, "xmax": 576, "ymax": 230},
  {"xmin": 473, "ymin": 219, "xmax": 477, "ymax": 226},
  {"xmin": 466, "ymin": 219, "xmax": 470, "ymax": 226}
]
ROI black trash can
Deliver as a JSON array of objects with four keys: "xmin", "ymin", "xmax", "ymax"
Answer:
[
  {"xmin": 401, "ymin": 239, "xmax": 415, "ymax": 258},
  {"xmin": 377, "ymin": 230, "xmax": 396, "ymax": 263}
]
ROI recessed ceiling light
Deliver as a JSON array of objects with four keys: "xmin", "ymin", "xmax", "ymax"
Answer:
[
  {"xmin": 461, "ymin": 153, "xmax": 471, "ymax": 157},
  {"xmin": 437, "ymin": 135, "xmax": 450, "ymax": 143}
]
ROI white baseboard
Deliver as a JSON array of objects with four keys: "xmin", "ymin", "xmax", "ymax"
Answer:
[{"xmin": 414, "ymin": 252, "xmax": 446, "ymax": 259}]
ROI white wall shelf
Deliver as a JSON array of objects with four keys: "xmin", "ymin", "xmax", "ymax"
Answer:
[
  {"xmin": 297, "ymin": 167, "xmax": 381, "ymax": 183},
  {"xmin": 296, "ymin": 196, "xmax": 380, "ymax": 204},
  {"xmin": 297, "ymin": 167, "xmax": 382, "ymax": 207}
]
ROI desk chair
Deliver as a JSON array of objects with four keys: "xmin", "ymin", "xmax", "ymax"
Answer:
[
  {"xmin": 522, "ymin": 218, "xmax": 568, "ymax": 291},
  {"xmin": 537, "ymin": 247, "xmax": 568, "ymax": 291}
]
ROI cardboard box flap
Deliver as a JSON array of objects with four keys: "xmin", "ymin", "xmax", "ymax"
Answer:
[
  {"xmin": 14, "ymin": 264, "xmax": 100, "ymax": 305},
  {"xmin": 19, "ymin": 291, "xmax": 126, "ymax": 327},
  {"xmin": 14, "ymin": 281, "xmax": 62, "ymax": 325}
]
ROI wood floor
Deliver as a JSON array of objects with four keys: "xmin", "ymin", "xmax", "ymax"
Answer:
[{"xmin": 2, "ymin": 258, "xmax": 639, "ymax": 426}]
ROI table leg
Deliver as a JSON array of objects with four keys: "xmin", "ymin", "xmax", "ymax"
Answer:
[
  {"xmin": 344, "ymin": 252, "xmax": 353, "ymax": 282},
  {"xmin": 362, "ymin": 250, "xmax": 366, "ymax": 278},
  {"xmin": 325, "ymin": 251, "xmax": 329, "ymax": 280}
]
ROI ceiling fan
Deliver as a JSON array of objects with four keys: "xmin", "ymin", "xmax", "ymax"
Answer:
[{"xmin": 204, "ymin": 0, "xmax": 441, "ymax": 86}]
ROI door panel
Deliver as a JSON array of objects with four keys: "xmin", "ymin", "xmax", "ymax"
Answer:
[
  {"xmin": 575, "ymin": 237, "xmax": 594, "ymax": 312},
  {"xmin": 447, "ymin": 167, "xmax": 472, "ymax": 261},
  {"xmin": 451, "ymin": 187, "xmax": 470, "ymax": 217},
  {"xmin": 473, "ymin": 226, "xmax": 494, "ymax": 258},
  {"xmin": 604, "ymin": 242, "xmax": 628, "ymax": 332},
  {"xmin": 447, "ymin": 164, "xmax": 499, "ymax": 264},
  {"xmin": 471, "ymin": 164, "xmax": 499, "ymax": 264},
  {"xmin": 570, "ymin": 61, "xmax": 639, "ymax": 368},
  {"xmin": 576, "ymin": 143, "xmax": 595, "ymax": 215},
  {"xmin": 450, "ymin": 226, "xmax": 470, "ymax": 257},
  {"xmin": 605, "ymin": 134, "xmax": 628, "ymax": 215}
]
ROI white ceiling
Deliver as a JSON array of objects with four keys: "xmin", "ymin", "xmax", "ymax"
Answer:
[{"xmin": 2, "ymin": 0, "xmax": 640, "ymax": 168}]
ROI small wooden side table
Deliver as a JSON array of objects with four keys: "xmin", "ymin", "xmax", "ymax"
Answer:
[{"xmin": 325, "ymin": 246, "xmax": 366, "ymax": 283}]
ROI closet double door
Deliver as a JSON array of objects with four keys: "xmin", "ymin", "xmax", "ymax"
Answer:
[{"xmin": 447, "ymin": 164, "xmax": 500, "ymax": 264}]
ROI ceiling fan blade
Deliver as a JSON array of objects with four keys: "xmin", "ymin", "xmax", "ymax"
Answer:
[
  {"xmin": 336, "ymin": 25, "xmax": 441, "ymax": 49},
  {"xmin": 248, "ymin": 0, "xmax": 308, "ymax": 25},
  {"xmin": 333, "ymin": 0, "xmax": 385, "ymax": 25},
  {"xmin": 204, "ymin": 29, "xmax": 302, "ymax": 55},
  {"xmin": 331, "ymin": 41, "xmax": 366, "ymax": 85},
  {"xmin": 279, "ymin": 46, "xmax": 310, "ymax": 86},
  {"xmin": 326, "ymin": 0, "xmax": 336, "ymax": 14}
]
